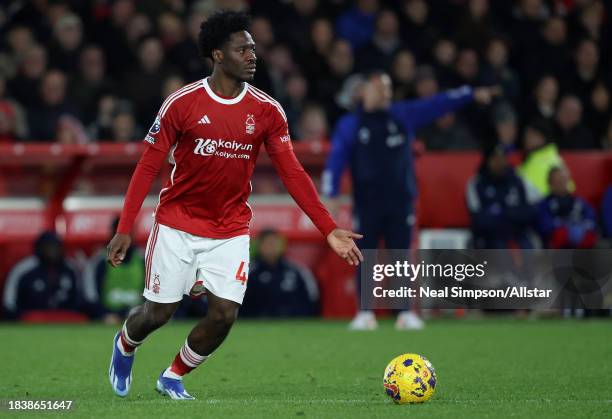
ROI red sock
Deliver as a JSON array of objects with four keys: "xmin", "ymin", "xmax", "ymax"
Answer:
[{"xmin": 166, "ymin": 340, "xmax": 209, "ymax": 378}]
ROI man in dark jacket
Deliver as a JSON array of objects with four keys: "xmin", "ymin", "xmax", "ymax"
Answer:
[
  {"xmin": 466, "ymin": 144, "xmax": 540, "ymax": 249},
  {"xmin": 241, "ymin": 229, "xmax": 319, "ymax": 317},
  {"xmin": 323, "ymin": 70, "xmax": 498, "ymax": 330},
  {"xmin": 3, "ymin": 231, "xmax": 82, "ymax": 319}
]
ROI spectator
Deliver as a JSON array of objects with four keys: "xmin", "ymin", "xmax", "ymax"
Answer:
[
  {"xmin": 355, "ymin": 9, "xmax": 401, "ymax": 73},
  {"xmin": 522, "ymin": 16, "xmax": 569, "ymax": 87},
  {"xmin": 88, "ymin": 94, "xmax": 119, "ymax": 141},
  {"xmin": 554, "ymin": 95, "xmax": 596, "ymax": 149},
  {"xmin": 315, "ymin": 39, "xmax": 355, "ymax": 123},
  {"xmin": 390, "ymin": 49, "xmax": 416, "ymax": 101},
  {"xmin": 538, "ymin": 166, "xmax": 597, "ymax": 249},
  {"xmin": 92, "ymin": 0, "xmax": 137, "ymax": 78},
  {"xmin": 418, "ymin": 112, "xmax": 478, "ymax": 151},
  {"xmin": 168, "ymin": 7, "xmax": 212, "ymax": 83},
  {"xmin": 466, "ymin": 144, "xmax": 539, "ymax": 249},
  {"xmin": 301, "ymin": 17, "xmax": 334, "ymax": 81},
  {"xmin": 493, "ymin": 102, "xmax": 519, "ymax": 150},
  {"xmin": 335, "ymin": 0, "xmax": 378, "ymax": 50},
  {"xmin": 482, "ymin": 37, "xmax": 520, "ymax": 103},
  {"xmin": 586, "ymin": 81, "xmax": 611, "ymax": 142},
  {"xmin": 111, "ymin": 104, "xmax": 140, "ymax": 142},
  {"xmin": 296, "ymin": 103, "xmax": 328, "ymax": 144},
  {"xmin": 69, "ymin": 45, "xmax": 115, "ymax": 124},
  {"xmin": 518, "ymin": 118, "xmax": 570, "ymax": 196},
  {"xmin": 27, "ymin": 70, "xmax": 77, "ymax": 141},
  {"xmin": 83, "ymin": 217, "xmax": 145, "ymax": 323},
  {"xmin": 3, "ymin": 231, "xmax": 83, "ymax": 319},
  {"xmin": 122, "ymin": 36, "xmax": 174, "ymax": 126},
  {"xmin": 277, "ymin": 0, "xmax": 320, "ymax": 52},
  {"xmin": 564, "ymin": 39, "xmax": 601, "ymax": 105},
  {"xmin": 455, "ymin": 0, "xmax": 495, "ymax": 52},
  {"xmin": 282, "ymin": 72, "xmax": 309, "ymax": 135},
  {"xmin": 431, "ymin": 39, "xmax": 458, "ymax": 88},
  {"xmin": 161, "ymin": 75, "xmax": 185, "ymax": 100},
  {"xmin": 523, "ymin": 75, "xmax": 559, "ymax": 125},
  {"xmin": 8, "ymin": 44, "xmax": 48, "ymax": 108},
  {"xmin": 398, "ymin": 0, "xmax": 438, "ymax": 61},
  {"xmin": 241, "ymin": 229, "xmax": 319, "ymax": 317},
  {"xmin": 49, "ymin": 13, "xmax": 84, "ymax": 73}
]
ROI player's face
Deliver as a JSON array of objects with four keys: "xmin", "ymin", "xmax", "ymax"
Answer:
[{"xmin": 221, "ymin": 31, "xmax": 257, "ymax": 82}]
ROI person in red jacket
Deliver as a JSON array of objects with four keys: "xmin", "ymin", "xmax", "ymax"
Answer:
[{"xmin": 106, "ymin": 10, "xmax": 362, "ymax": 400}]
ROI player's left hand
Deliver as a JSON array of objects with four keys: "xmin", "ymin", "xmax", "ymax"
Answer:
[
  {"xmin": 327, "ymin": 228, "xmax": 364, "ymax": 266},
  {"xmin": 473, "ymin": 86, "xmax": 502, "ymax": 105}
]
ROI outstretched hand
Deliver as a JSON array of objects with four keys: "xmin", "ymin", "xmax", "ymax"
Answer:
[
  {"xmin": 106, "ymin": 233, "xmax": 132, "ymax": 267},
  {"xmin": 327, "ymin": 228, "xmax": 364, "ymax": 266},
  {"xmin": 473, "ymin": 86, "xmax": 502, "ymax": 105}
]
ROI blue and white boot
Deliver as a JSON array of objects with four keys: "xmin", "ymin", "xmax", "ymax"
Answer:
[
  {"xmin": 156, "ymin": 370, "xmax": 195, "ymax": 400},
  {"xmin": 109, "ymin": 332, "xmax": 135, "ymax": 397}
]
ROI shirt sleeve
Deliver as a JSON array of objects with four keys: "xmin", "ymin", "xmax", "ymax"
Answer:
[
  {"xmin": 141, "ymin": 96, "xmax": 182, "ymax": 154},
  {"xmin": 390, "ymin": 86, "xmax": 474, "ymax": 132},
  {"xmin": 264, "ymin": 103, "xmax": 337, "ymax": 236},
  {"xmin": 116, "ymin": 98, "xmax": 183, "ymax": 234},
  {"xmin": 263, "ymin": 102, "xmax": 293, "ymax": 155},
  {"xmin": 116, "ymin": 146, "xmax": 168, "ymax": 234},
  {"xmin": 322, "ymin": 114, "xmax": 357, "ymax": 197}
]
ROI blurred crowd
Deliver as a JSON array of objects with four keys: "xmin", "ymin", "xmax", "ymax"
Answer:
[{"xmin": 0, "ymin": 0, "xmax": 610, "ymax": 149}]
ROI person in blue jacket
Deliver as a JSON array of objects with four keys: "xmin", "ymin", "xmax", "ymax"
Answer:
[
  {"xmin": 538, "ymin": 166, "xmax": 598, "ymax": 249},
  {"xmin": 322, "ymin": 70, "xmax": 499, "ymax": 330},
  {"xmin": 466, "ymin": 144, "xmax": 540, "ymax": 249}
]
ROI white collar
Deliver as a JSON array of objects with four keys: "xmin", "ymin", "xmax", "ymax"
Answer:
[{"xmin": 202, "ymin": 77, "xmax": 248, "ymax": 105}]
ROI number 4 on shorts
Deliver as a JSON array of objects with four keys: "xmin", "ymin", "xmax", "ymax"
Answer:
[{"xmin": 235, "ymin": 261, "xmax": 248, "ymax": 285}]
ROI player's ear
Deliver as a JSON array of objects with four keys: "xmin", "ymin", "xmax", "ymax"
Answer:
[{"xmin": 212, "ymin": 49, "xmax": 223, "ymax": 64}]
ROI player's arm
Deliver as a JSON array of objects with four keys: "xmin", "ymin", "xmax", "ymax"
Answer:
[
  {"xmin": 265, "ymin": 107, "xmax": 363, "ymax": 265},
  {"xmin": 321, "ymin": 114, "xmax": 358, "ymax": 216},
  {"xmin": 390, "ymin": 86, "xmax": 500, "ymax": 131},
  {"xmin": 107, "ymin": 103, "xmax": 180, "ymax": 267}
]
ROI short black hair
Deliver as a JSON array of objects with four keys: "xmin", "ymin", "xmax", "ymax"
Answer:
[{"xmin": 198, "ymin": 10, "xmax": 251, "ymax": 60}]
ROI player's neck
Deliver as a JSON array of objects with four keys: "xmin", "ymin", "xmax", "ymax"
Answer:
[{"xmin": 207, "ymin": 72, "xmax": 244, "ymax": 99}]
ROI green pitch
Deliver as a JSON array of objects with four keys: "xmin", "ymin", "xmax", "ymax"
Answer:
[{"xmin": 1, "ymin": 318, "xmax": 610, "ymax": 418}]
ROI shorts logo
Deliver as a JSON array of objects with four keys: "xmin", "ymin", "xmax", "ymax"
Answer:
[
  {"xmin": 152, "ymin": 274, "xmax": 160, "ymax": 294},
  {"xmin": 245, "ymin": 114, "xmax": 255, "ymax": 134},
  {"xmin": 149, "ymin": 116, "xmax": 161, "ymax": 135}
]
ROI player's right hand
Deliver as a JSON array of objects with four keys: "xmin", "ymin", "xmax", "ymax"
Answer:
[{"xmin": 106, "ymin": 233, "xmax": 132, "ymax": 267}]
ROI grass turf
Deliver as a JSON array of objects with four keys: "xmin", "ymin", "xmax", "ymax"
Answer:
[{"xmin": 0, "ymin": 318, "xmax": 610, "ymax": 418}]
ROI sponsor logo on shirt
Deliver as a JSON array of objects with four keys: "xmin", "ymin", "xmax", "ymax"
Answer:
[
  {"xmin": 280, "ymin": 135, "xmax": 291, "ymax": 143},
  {"xmin": 193, "ymin": 138, "xmax": 253, "ymax": 159}
]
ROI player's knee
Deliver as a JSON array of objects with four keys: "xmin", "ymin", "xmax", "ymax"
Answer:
[
  {"xmin": 210, "ymin": 305, "xmax": 237, "ymax": 330},
  {"xmin": 145, "ymin": 303, "xmax": 175, "ymax": 329}
]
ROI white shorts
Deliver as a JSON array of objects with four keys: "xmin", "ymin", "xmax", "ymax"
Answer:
[{"xmin": 143, "ymin": 222, "xmax": 250, "ymax": 304}]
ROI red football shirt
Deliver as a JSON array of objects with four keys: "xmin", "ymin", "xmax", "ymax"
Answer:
[{"xmin": 117, "ymin": 78, "xmax": 337, "ymax": 239}]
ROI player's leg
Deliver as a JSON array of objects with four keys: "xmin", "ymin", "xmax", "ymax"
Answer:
[
  {"xmin": 110, "ymin": 223, "xmax": 196, "ymax": 397},
  {"xmin": 383, "ymin": 207, "xmax": 424, "ymax": 330},
  {"xmin": 156, "ymin": 234, "xmax": 249, "ymax": 400},
  {"xmin": 156, "ymin": 293, "xmax": 239, "ymax": 400},
  {"xmin": 349, "ymin": 207, "xmax": 382, "ymax": 330}
]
